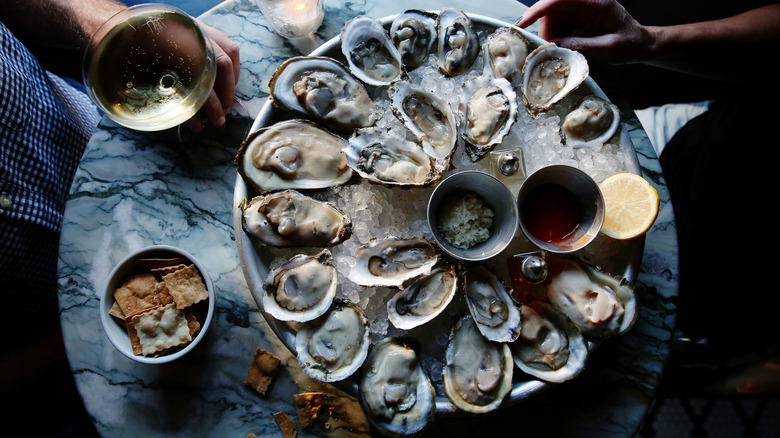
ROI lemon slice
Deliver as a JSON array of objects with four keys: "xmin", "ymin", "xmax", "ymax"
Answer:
[{"xmin": 598, "ymin": 173, "xmax": 659, "ymax": 239}]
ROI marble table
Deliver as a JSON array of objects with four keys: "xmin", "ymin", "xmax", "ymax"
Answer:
[{"xmin": 57, "ymin": 0, "xmax": 679, "ymax": 436}]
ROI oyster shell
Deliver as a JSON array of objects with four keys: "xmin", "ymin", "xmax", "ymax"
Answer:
[
  {"xmin": 345, "ymin": 127, "xmax": 440, "ymax": 186},
  {"xmin": 262, "ymin": 250, "xmax": 338, "ymax": 322},
  {"xmin": 295, "ymin": 298, "xmax": 371, "ymax": 382},
  {"xmin": 562, "ymin": 95, "xmax": 621, "ymax": 148},
  {"xmin": 386, "ymin": 265, "xmax": 459, "ymax": 330},
  {"xmin": 389, "ymin": 80, "xmax": 457, "ymax": 168},
  {"xmin": 390, "ymin": 10, "xmax": 438, "ymax": 71},
  {"xmin": 236, "ymin": 119, "xmax": 353, "ymax": 193},
  {"xmin": 511, "ymin": 301, "xmax": 588, "ymax": 383},
  {"xmin": 348, "ymin": 237, "xmax": 439, "ymax": 288},
  {"xmin": 458, "ymin": 75, "xmax": 518, "ymax": 161},
  {"xmin": 482, "ymin": 26, "xmax": 529, "ymax": 85},
  {"xmin": 443, "ymin": 315, "xmax": 513, "ymax": 413},
  {"xmin": 546, "ymin": 258, "xmax": 637, "ymax": 339},
  {"xmin": 341, "ymin": 15, "xmax": 404, "ymax": 87},
  {"xmin": 521, "ymin": 43, "xmax": 589, "ymax": 117},
  {"xmin": 360, "ymin": 338, "xmax": 435, "ymax": 437},
  {"xmin": 436, "ymin": 7, "xmax": 479, "ymax": 76},
  {"xmin": 269, "ymin": 56, "xmax": 378, "ymax": 132},
  {"xmin": 241, "ymin": 190, "xmax": 352, "ymax": 247},
  {"xmin": 464, "ymin": 264, "xmax": 522, "ymax": 343}
]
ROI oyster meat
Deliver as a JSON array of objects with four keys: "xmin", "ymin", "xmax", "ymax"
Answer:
[
  {"xmin": 443, "ymin": 315, "xmax": 513, "ymax": 414},
  {"xmin": 562, "ymin": 95, "xmax": 621, "ymax": 148},
  {"xmin": 521, "ymin": 43, "xmax": 589, "ymax": 116},
  {"xmin": 262, "ymin": 250, "xmax": 338, "ymax": 322},
  {"xmin": 459, "ymin": 75, "xmax": 518, "ymax": 161},
  {"xmin": 341, "ymin": 15, "xmax": 404, "ymax": 87},
  {"xmin": 348, "ymin": 237, "xmax": 439, "ymax": 288},
  {"xmin": 295, "ymin": 298, "xmax": 371, "ymax": 382},
  {"xmin": 241, "ymin": 190, "xmax": 352, "ymax": 247},
  {"xmin": 390, "ymin": 10, "xmax": 438, "ymax": 71},
  {"xmin": 546, "ymin": 258, "xmax": 637, "ymax": 339},
  {"xmin": 360, "ymin": 338, "xmax": 435, "ymax": 437},
  {"xmin": 482, "ymin": 26, "xmax": 529, "ymax": 85},
  {"xmin": 464, "ymin": 264, "xmax": 522, "ymax": 343},
  {"xmin": 237, "ymin": 119, "xmax": 353, "ymax": 193},
  {"xmin": 511, "ymin": 301, "xmax": 588, "ymax": 383},
  {"xmin": 345, "ymin": 127, "xmax": 439, "ymax": 186},
  {"xmin": 269, "ymin": 56, "xmax": 378, "ymax": 132},
  {"xmin": 436, "ymin": 8, "xmax": 479, "ymax": 76},
  {"xmin": 389, "ymin": 80, "xmax": 457, "ymax": 167},
  {"xmin": 387, "ymin": 265, "xmax": 459, "ymax": 330}
]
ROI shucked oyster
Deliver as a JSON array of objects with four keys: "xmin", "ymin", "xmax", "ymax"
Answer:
[
  {"xmin": 295, "ymin": 298, "xmax": 371, "ymax": 382},
  {"xmin": 464, "ymin": 264, "xmax": 522, "ymax": 343},
  {"xmin": 262, "ymin": 250, "xmax": 337, "ymax": 322},
  {"xmin": 482, "ymin": 26, "xmax": 529, "ymax": 85},
  {"xmin": 345, "ymin": 127, "xmax": 439, "ymax": 186},
  {"xmin": 348, "ymin": 237, "xmax": 439, "ymax": 288},
  {"xmin": 443, "ymin": 315, "xmax": 513, "ymax": 414},
  {"xmin": 390, "ymin": 10, "xmax": 438, "ymax": 71},
  {"xmin": 437, "ymin": 8, "xmax": 479, "ymax": 76},
  {"xmin": 236, "ymin": 119, "xmax": 352, "ymax": 193},
  {"xmin": 459, "ymin": 75, "xmax": 518, "ymax": 161},
  {"xmin": 562, "ymin": 95, "xmax": 621, "ymax": 148},
  {"xmin": 521, "ymin": 43, "xmax": 589, "ymax": 117},
  {"xmin": 511, "ymin": 301, "xmax": 588, "ymax": 383},
  {"xmin": 387, "ymin": 265, "xmax": 459, "ymax": 330},
  {"xmin": 360, "ymin": 338, "xmax": 435, "ymax": 437},
  {"xmin": 269, "ymin": 56, "xmax": 378, "ymax": 132},
  {"xmin": 341, "ymin": 15, "xmax": 404, "ymax": 87},
  {"xmin": 241, "ymin": 190, "xmax": 352, "ymax": 247}
]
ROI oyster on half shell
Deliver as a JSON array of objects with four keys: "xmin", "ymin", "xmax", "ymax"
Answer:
[
  {"xmin": 390, "ymin": 10, "xmax": 438, "ymax": 71},
  {"xmin": 521, "ymin": 43, "xmax": 589, "ymax": 117},
  {"xmin": 348, "ymin": 237, "xmax": 439, "ymax": 288},
  {"xmin": 562, "ymin": 95, "xmax": 621, "ymax": 148},
  {"xmin": 482, "ymin": 26, "xmax": 530, "ymax": 86},
  {"xmin": 459, "ymin": 75, "xmax": 518, "ymax": 161},
  {"xmin": 464, "ymin": 264, "xmax": 522, "ymax": 343},
  {"xmin": 387, "ymin": 265, "xmax": 459, "ymax": 330},
  {"xmin": 443, "ymin": 315, "xmax": 513, "ymax": 414},
  {"xmin": 341, "ymin": 15, "xmax": 404, "ymax": 87},
  {"xmin": 437, "ymin": 7, "xmax": 479, "ymax": 76}
]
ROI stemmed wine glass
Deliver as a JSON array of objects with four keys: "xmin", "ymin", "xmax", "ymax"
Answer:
[{"xmin": 82, "ymin": 3, "xmax": 249, "ymax": 144}]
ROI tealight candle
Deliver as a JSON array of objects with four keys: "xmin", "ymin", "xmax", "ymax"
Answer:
[{"xmin": 256, "ymin": 0, "xmax": 324, "ymax": 39}]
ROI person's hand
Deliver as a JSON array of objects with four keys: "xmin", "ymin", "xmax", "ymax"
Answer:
[
  {"xmin": 187, "ymin": 21, "xmax": 240, "ymax": 133},
  {"xmin": 515, "ymin": 0, "xmax": 653, "ymax": 64}
]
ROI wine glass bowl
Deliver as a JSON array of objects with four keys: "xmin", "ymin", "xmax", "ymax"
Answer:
[{"xmin": 83, "ymin": 4, "xmax": 217, "ymax": 131}]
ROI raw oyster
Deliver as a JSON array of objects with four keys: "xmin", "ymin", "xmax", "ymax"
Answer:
[
  {"xmin": 348, "ymin": 237, "xmax": 439, "ymax": 288},
  {"xmin": 295, "ymin": 298, "xmax": 371, "ymax": 382},
  {"xmin": 511, "ymin": 301, "xmax": 588, "ymax": 383},
  {"xmin": 562, "ymin": 95, "xmax": 621, "ymax": 148},
  {"xmin": 443, "ymin": 315, "xmax": 513, "ymax": 413},
  {"xmin": 387, "ymin": 265, "xmax": 458, "ymax": 330},
  {"xmin": 521, "ymin": 43, "xmax": 589, "ymax": 117},
  {"xmin": 241, "ymin": 190, "xmax": 352, "ymax": 247},
  {"xmin": 269, "ymin": 56, "xmax": 378, "ymax": 132},
  {"xmin": 546, "ymin": 258, "xmax": 637, "ymax": 339},
  {"xmin": 262, "ymin": 250, "xmax": 338, "ymax": 322},
  {"xmin": 360, "ymin": 338, "xmax": 435, "ymax": 437},
  {"xmin": 458, "ymin": 75, "xmax": 518, "ymax": 161},
  {"xmin": 390, "ymin": 10, "xmax": 438, "ymax": 71},
  {"xmin": 464, "ymin": 264, "xmax": 522, "ymax": 343},
  {"xmin": 482, "ymin": 26, "xmax": 529, "ymax": 85},
  {"xmin": 236, "ymin": 119, "xmax": 352, "ymax": 193},
  {"xmin": 436, "ymin": 7, "xmax": 479, "ymax": 76},
  {"xmin": 345, "ymin": 127, "xmax": 439, "ymax": 186},
  {"xmin": 341, "ymin": 15, "xmax": 404, "ymax": 87},
  {"xmin": 389, "ymin": 80, "xmax": 457, "ymax": 168}
]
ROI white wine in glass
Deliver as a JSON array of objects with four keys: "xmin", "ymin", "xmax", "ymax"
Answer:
[{"xmin": 83, "ymin": 4, "xmax": 216, "ymax": 131}]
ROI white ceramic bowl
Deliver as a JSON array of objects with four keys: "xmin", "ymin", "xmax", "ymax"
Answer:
[{"xmin": 99, "ymin": 245, "xmax": 217, "ymax": 364}]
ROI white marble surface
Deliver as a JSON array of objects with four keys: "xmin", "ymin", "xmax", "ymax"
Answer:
[{"xmin": 57, "ymin": 1, "xmax": 679, "ymax": 437}]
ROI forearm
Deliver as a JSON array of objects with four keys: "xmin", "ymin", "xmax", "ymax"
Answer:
[{"xmin": 0, "ymin": 0, "xmax": 126, "ymax": 49}]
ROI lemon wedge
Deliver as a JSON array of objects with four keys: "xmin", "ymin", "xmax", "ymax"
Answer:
[{"xmin": 598, "ymin": 173, "xmax": 659, "ymax": 240}]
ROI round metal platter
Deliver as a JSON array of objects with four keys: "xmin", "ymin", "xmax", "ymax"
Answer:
[{"xmin": 234, "ymin": 12, "xmax": 644, "ymax": 415}]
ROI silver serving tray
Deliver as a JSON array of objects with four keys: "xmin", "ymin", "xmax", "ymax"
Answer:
[{"xmin": 233, "ymin": 12, "xmax": 644, "ymax": 415}]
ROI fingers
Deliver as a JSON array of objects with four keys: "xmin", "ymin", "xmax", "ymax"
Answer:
[
  {"xmin": 199, "ymin": 21, "xmax": 240, "ymax": 114},
  {"xmin": 188, "ymin": 90, "xmax": 224, "ymax": 132}
]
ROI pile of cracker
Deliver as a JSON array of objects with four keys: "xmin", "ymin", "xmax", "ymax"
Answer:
[{"xmin": 109, "ymin": 257, "xmax": 209, "ymax": 358}]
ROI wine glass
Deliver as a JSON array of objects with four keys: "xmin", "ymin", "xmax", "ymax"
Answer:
[{"xmin": 82, "ymin": 4, "xmax": 230, "ymax": 134}]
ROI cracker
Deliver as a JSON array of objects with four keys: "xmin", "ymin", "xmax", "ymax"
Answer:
[
  {"xmin": 131, "ymin": 303, "xmax": 192, "ymax": 356},
  {"xmin": 162, "ymin": 264, "xmax": 208, "ymax": 310},
  {"xmin": 151, "ymin": 263, "xmax": 189, "ymax": 278},
  {"xmin": 293, "ymin": 393, "xmax": 326, "ymax": 429},
  {"xmin": 244, "ymin": 348, "xmax": 281, "ymax": 395},
  {"xmin": 273, "ymin": 412, "xmax": 298, "ymax": 438},
  {"xmin": 113, "ymin": 272, "xmax": 160, "ymax": 316},
  {"xmin": 109, "ymin": 301, "xmax": 125, "ymax": 320}
]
